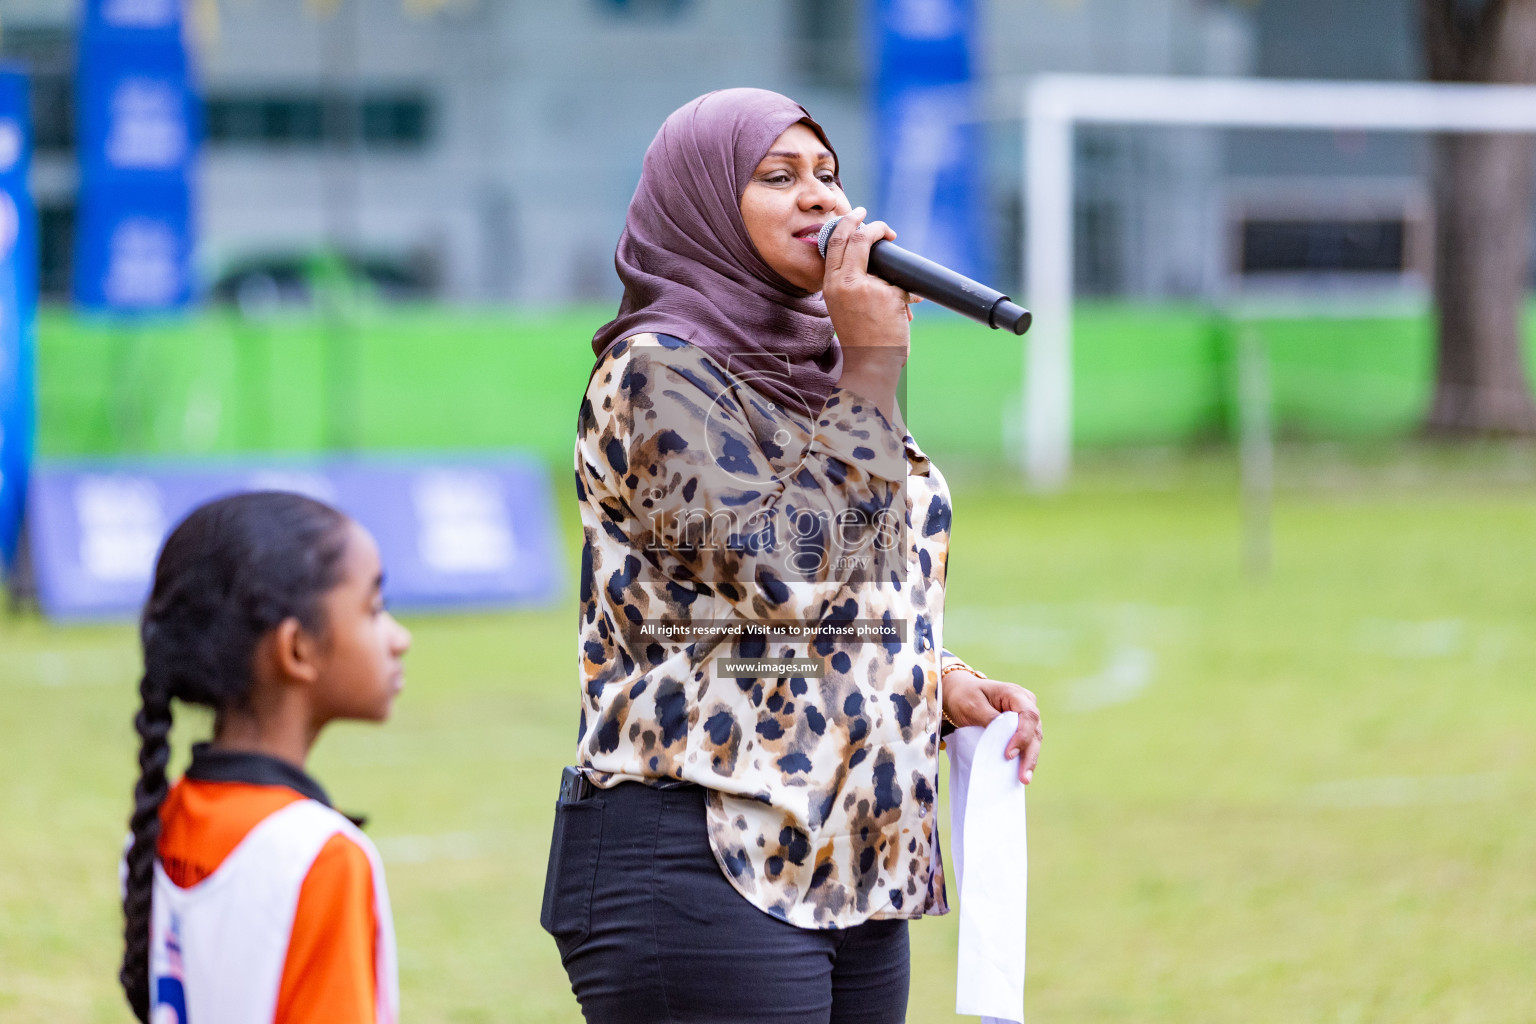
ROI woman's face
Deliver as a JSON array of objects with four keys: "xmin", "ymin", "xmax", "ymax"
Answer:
[{"xmin": 740, "ymin": 122, "xmax": 852, "ymax": 293}]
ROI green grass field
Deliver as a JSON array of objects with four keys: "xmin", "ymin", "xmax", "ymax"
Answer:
[{"xmin": 4, "ymin": 445, "xmax": 1536, "ymax": 1023}]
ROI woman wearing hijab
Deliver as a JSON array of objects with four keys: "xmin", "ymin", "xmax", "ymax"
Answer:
[{"xmin": 544, "ymin": 88, "xmax": 1043, "ymax": 1024}]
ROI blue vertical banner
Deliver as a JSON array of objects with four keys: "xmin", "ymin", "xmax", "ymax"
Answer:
[
  {"xmin": 73, "ymin": 0, "xmax": 198, "ymax": 311},
  {"xmin": 0, "ymin": 65, "xmax": 36, "ymax": 573},
  {"xmin": 868, "ymin": 0, "xmax": 989, "ymax": 283}
]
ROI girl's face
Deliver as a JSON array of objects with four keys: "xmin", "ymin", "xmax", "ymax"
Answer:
[
  {"xmin": 311, "ymin": 520, "xmax": 412, "ymax": 723},
  {"xmin": 740, "ymin": 122, "xmax": 851, "ymax": 293}
]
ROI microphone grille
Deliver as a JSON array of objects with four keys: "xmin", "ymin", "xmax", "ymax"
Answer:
[{"xmin": 816, "ymin": 216, "xmax": 844, "ymax": 258}]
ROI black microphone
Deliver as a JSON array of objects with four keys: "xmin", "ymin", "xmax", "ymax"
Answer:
[{"xmin": 816, "ymin": 216, "xmax": 1032, "ymax": 335}]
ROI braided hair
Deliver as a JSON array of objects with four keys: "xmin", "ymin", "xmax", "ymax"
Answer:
[{"xmin": 120, "ymin": 491, "xmax": 352, "ymax": 1022}]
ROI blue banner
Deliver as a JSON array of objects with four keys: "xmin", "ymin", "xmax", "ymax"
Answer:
[
  {"xmin": 82, "ymin": 0, "xmax": 184, "ymax": 44},
  {"xmin": 868, "ymin": 0, "xmax": 989, "ymax": 283},
  {"xmin": 26, "ymin": 455, "xmax": 565, "ymax": 619},
  {"xmin": 0, "ymin": 65, "xmax": 36, "ymax": 573},
  {"xmin": 73, "ymin": 0, "xmax": 198, "ymax": 310}
]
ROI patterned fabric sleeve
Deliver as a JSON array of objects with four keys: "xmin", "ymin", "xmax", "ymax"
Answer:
[
  {"xmin": 939, "ymin": 648, "xmax": 982, "ymax": 678},
  {"xmin": 578, "ymin": 335, "xmax": 909, "ymax": 614},
  {"xmin": 936, "ymin": 647, "xmax": 982, "ymax": 739}
]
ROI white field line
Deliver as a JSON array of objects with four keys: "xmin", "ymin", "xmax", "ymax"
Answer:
[
  {"xmin": 946, "ymin": 603, "xmax": 1181, "ymax": 711},
  {"xmin": 373, "ymin": 830, "xmax": 515, "ymax": 865},
  {"xmin": 2, "ymin": 650, "xmax": 133, "ymax": 687},
  {"xmin": 1065, "ymin": 645, "xmax": 1155, "ymax": 711},
  {"xmin": 945, "ymin": 603, "xmax": 1188, "ymax": 658},
  {"xmin": 1354, "ymin": 618, "xmax": 1514, "ymax": 665},
  {"xmin": 1354, "ymin": 618, "xmax": 1466, "ymax": 659},
  {"xmin": 0, "ymin": 972, "xmax": 97, "ymax": 1008},
  {"xmin": 941, "ymin": 615, "xmax": 1077, "ymax": 667},
  {"xmin": 946, "ymin": 602, "xmax": 1190, "ymax": 622},
  {"xmin": 1306, "ymin": 773, "xmax": 1502, "ymax": 809}
]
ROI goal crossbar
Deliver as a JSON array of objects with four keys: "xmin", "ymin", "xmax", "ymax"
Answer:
[{"xmin": 1022, "ymin": 73, "xmax": 1536, "ymax": 488}]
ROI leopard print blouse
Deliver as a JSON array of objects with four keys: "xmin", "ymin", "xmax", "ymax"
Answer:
[{"xmin": 574, "ymin": 333, "xmax": 974, "ymax": 929}]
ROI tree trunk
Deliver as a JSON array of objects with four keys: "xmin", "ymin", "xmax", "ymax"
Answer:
[{"xmin": 1422, "ymin": 0, "xmax": 1536, "ymax": 433}]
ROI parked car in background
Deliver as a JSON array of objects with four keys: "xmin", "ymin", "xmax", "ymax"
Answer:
[{"xmin": 209, "ymin": 250, "xmax": 437, "ymax": 315}]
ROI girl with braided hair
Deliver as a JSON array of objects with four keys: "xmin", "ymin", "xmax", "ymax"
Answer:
[{"xmin": 119, "ymin": 491, "xmax": 411, "ymax": 1024}]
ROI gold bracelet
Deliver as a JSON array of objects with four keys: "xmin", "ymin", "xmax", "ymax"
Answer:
[{"xmin": 940, "ymin": 661, "xmax": 986, "ymax": 725}]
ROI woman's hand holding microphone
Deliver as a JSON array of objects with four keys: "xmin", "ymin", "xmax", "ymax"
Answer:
[
  {"xmin": 821, "ymin": 207, "xmax": 917, "ymax": 424},
  {"xmin": 821, "ymin": 208, "xmax": 1044, "ymax": 785}
]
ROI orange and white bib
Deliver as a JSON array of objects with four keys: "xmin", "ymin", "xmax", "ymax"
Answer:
[{"xmin": 149, "ymin": 798, "xmax": 398, "ymax": 1024}]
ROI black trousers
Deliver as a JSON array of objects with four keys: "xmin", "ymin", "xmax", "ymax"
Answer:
[{"xmin": 541, "ymin": 781, "xmax": 911, "ymax": 1024}]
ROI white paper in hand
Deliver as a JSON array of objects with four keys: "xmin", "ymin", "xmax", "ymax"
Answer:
[{"xmin": 946, "ymin": 711, "xmax": 1027, "ymax": 1024}]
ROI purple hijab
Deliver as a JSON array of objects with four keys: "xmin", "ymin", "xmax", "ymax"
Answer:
[{"xmin": 591, "ymin": 88, "xmax": 844, "ymax": 418}]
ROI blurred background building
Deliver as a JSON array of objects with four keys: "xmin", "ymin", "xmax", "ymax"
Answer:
[{"xmin": 0, "ymin": 0, "xmax": 1433, "ymax": 306}]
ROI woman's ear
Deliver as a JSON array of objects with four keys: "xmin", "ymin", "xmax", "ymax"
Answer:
[{"xmin": 267, "ymin": 617, "xmax": 322, "ymax": 687}]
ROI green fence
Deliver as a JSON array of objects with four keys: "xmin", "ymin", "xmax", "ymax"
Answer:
[{"xmin": 35, "ymin": 302, "xmax": 1533, "ymax": 469}]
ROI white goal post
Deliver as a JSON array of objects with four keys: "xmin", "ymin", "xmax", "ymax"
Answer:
[{"xmin": 1022, "ymin": 73, "xmax": 1536, "ymax": 489}]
